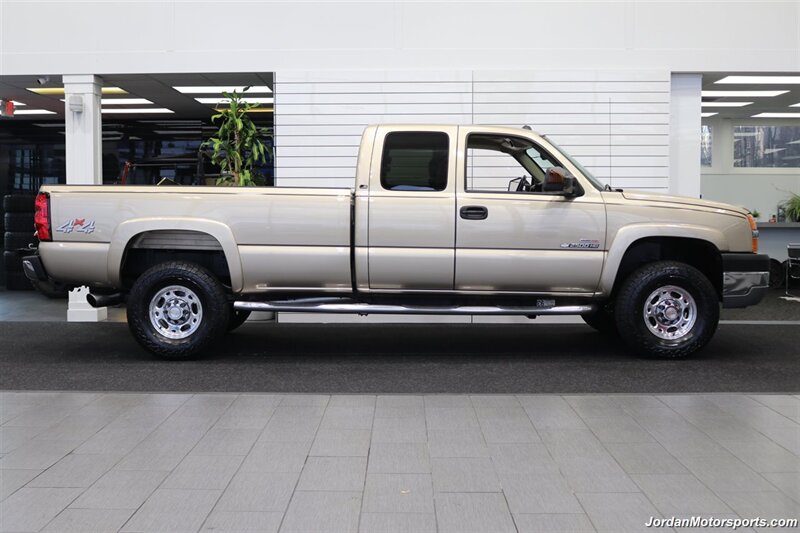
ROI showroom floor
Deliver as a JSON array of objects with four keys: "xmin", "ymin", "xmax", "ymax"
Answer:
[{"xmin": 1, "ymin": 392, "xmax": 799, "ymax": 533}]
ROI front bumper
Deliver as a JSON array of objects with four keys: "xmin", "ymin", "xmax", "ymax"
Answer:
[{"xmin": 722, "ymin": 253, "xmax": 770, "ymax": 308}]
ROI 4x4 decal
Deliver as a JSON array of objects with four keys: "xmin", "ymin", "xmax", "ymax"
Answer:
[{"xmin": 56, "ymin": 218, "xmax": 96, "ymax": 234}]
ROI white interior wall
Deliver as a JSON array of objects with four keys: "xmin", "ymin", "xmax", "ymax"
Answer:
[
  {"xmin": 2, "ymin": 2, "xmax": 799, "ymax": 75},
  {"xmin": 275, "ymin": 70, "xmax": 671, "ymax": 191}
]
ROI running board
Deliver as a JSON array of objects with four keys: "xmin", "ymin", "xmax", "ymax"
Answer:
[{"xmin": 233, "ymin": 300, "xmax": 596, "ymax": 316}]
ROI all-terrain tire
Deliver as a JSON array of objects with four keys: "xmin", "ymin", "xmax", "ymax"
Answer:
[
  {"xmin": 4, "ymin": 213, "xmax": 34, "ymax": 233},
  {"xmin": 615, "ymin": 261, "xmax": 719, "ymax": 359},
  {"xmin": 3, "ymin": 195, "xmax": 35, "ymax": 213},
  {"xmin": 127, "ymin": 261, "xmax": 230, "ymax": 360},
  {"xmin": 227, "ymin": 309, "xmax": 251, "ymax": 332},
  {"xmin": 581, "ymin": 304, "xmax": 618, "ymax": 336},
  {"xmin": 4, "ymin": 231, "xmax": 37, "ymax": 252}
]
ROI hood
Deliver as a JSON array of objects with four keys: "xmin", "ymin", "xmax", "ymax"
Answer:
[{"xmin": 619, "ymin": 190, "xmax": 749, "ymax": 217}]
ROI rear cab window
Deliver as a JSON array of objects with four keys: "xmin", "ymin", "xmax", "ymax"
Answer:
[{"xmin": 380, "ymin": 132, "xmax": 449, "ymax": 192}]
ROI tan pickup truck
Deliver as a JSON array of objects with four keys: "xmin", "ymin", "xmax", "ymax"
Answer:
[{"xmin": 23, "ymin": 124, "xmax": 768, "ymax": 359}]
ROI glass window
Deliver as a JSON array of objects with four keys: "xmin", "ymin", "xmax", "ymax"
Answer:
[
  {"xmin": 380, "ymin": 132, "xmax": 449, "ymax": 191},
  {"xmin": 465, "ymin": 134, "xmax": 562, "ymax": 193},
  {"xmin": 733, "ymin": 125, "xmax": 800, "ymax": 168},
  {"xmin": 701, "ymin": 125, "xmax": 712, "ymax": 167}
]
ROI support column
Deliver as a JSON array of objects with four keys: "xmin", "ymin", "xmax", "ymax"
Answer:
[
  {"xmin": 63, "ymin": 74, "xmax": 102, "ymax": 184},
  {"xmin": 669, "ymin": 73, "xmax": 702, "ymax": 198},
  {"xmin": 62, "ymin": 75, "xmax": 106, "ymax": 321}
]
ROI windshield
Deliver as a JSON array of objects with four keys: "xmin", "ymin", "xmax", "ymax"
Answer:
[{"xmin": 542, "ymin": 136, "xmax": 606, "ymax": 191}]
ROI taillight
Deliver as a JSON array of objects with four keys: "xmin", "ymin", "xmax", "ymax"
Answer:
[
  {"xmin": 746, "ymin": 214, "xmax": 758, "ymax": 253},
  {"xmin": 34, "ymin": 192, "xmax": 51, "ymax": 241}
]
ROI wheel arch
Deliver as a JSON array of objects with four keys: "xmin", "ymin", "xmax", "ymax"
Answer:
[
  {"xmin": 108, "ymin": 219, "xmax": 244, "ymax": 292},
  {"xmin": 601, "ymin": 229, "xmax": 725, "ymax": 300}
]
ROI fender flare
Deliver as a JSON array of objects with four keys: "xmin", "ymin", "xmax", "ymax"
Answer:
[
  {"xmin": 599, "ymin": 223, "xmax": 726, "ymax": 294},
  {"xmin": 108, "ymin": 218, "xmax": 244, "ymax": 293}
]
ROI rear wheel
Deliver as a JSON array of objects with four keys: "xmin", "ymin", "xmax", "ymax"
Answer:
[
  {"xmin": 615, "ymin": 261, "xmax": 719, "ymax": 358},
  {"xmin": 127, "ymin": 261, "xmax": 229, "ymax": 359}
]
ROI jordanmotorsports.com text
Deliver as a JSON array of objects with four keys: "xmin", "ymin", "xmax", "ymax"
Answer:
[{"xmin": 646, "ymin": 516, "xmax": 798, "ymax": 529}]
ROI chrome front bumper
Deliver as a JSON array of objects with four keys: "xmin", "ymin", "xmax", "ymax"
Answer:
[{"xmin": 721, "ymin": 253, "xmax": 770, "ymax": 308}]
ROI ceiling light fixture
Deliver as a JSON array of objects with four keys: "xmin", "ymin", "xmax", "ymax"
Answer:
[
  {"xmin": 701, "ymin": 90, "xmax": 789, "ymax": 97},
  {"xmin": 174, "ymin": 86, "xmax": 272, "ymax": 94},
  {"xmin": 12, "ymin": 109, "xmax": 57, "ymax": 115},
  {"xmin": 716, "ymin": 76, "xmax": 800, "ymax": 85},
  {"xmin": 27, "ymin": 87, "xmax": 128, "ymax": 95},
  {"xmin": 101, "ymin": 108, "xmax": 174, "ymax": 114},
  {"xmin": 701, "ymin": 102, "xmax": 753, "ymax": 107},
  {"xmin": 196, "ymin": 97, "xmax": 274, "ymax": 105},
  {"xmin": 751, "ymin": 112, "xmax": 800, "ymax": 118},
  {"xmin": 701, "ymin": 112, "xmax": 718, "ymax": 118}
]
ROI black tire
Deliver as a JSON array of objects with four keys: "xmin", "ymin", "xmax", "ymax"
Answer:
[
  {"xmin": 127, "ymin": 261, "xmax": 230, "ymax": 360},
  {"xmin": 581, "ymin": 305, "xmax": 618, "ymax": 336},
  {"xmin": 227, "ymin": 309, "xmax": 251, "ymax": 332},
  {"xmin": 4, "ymin": 213, "xmax": 34, "ymax": 233},
  {"xmin": 768, "ymin": 259, "xmax": 785, "ymax": 289},
  {"xmin": 3, "ymin": 195, "xmax": 35, "ymax": 213},
  {"xmin": 4, "ymin": 231, "xmax": 37, "ymax": 251},
  {"xmin": 3, "ymin": 251, "xmax": 22, "ymax": 272},
  {"xmin": 5, "ymin": 272, "xmax": 33, "ymax": 291},
  {"xmin": 615, "ymin": 261, "xmax": 719, "ymax": 359}
]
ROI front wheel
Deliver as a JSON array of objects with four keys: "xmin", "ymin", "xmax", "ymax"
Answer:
[
  {"xmin": 127, "ymin": 261, "xmax": 230, "ymax": 359},
  {"xmin": 615, "ymin": 261, "xmax": 719, "ymax": 359}
]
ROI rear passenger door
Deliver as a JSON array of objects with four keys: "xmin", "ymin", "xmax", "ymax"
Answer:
[{"xmin": 367, "ymin": 126, "xmax": 457, "ymax": 290}]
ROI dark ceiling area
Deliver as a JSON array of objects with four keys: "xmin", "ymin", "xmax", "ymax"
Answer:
[{"xmin": 0, "ymin": 72, "xmax": 274, "ymax": 120}]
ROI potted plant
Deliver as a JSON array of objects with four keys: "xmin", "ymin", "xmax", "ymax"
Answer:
[
  {"xmin": 784, "ymin": 193, "xmax": 800, "ymax": 223},
  {"xmin": 202, "ymin": 88, "xmax": 272, "ymax": 186},
  {"xmin": 750, "ymin": 209, "xmax": 760, "ymax": 221}
]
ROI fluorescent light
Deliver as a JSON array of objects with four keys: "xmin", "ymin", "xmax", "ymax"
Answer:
[
  {"xmin": 701, "ymin": 90, "xmax": 789, "ymax": 98},
  {"xmin": 174, "ymin": 85, "xmax": 272, "ymax": 94},
  {"xmin": 101, "ymin": 98, "xmax": 153, "ymax": 105},
  {"xmin": 701, "ymin": 112, "xmax": 718, "ymax": 118},
  {"xmin": 734, "ymin": 132, "xmax": 758, "ymax": 137},
  {"xmin": 10, "ymin": 100, "xmax": 26, "ymax": 106},
  {"xmin": 101, "ymin": 108, "xmax": 174, "ymax": 114},
  {"xmin": 751, "ymin": 112, "xmax": 800, "ymax": 118},
  {"xmin": 13, "ymin": 109, "xmax": 57, "ymax": 115},
  {"xmin": 786, "ymin": 140, "xmax": 800, "ymax": 145},
  {"xmin": 195, "ymin": 97, "xmax": 274, "ymax": 104},
  {"xmin": 27, "ymin": 87, "xmax": 128, "ymax": 95},
  {"xmin": 153, "ymin": 130, "xmax": 202, "ymax": 134},
  {"xmin": 764, "ymin": 148, "xmax": 786, "ymax": 155},
  {"xmin": 717, "ymin": 76, "xmax": 800, "ymax": 85},
  {"xmin": 702, "ymin": 101, "xmax": 753, "ymax": 107},
  {"xmin": 789, "ymin": 103, "xmax": 800, "ymax": 107}
]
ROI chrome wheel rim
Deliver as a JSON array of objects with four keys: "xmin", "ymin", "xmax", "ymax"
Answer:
[
  {"xmin": 148, "ymin": 285, "xmax": 203, "ymax": 340},
  {"xmin": 643, "ymin": 285, "xmax": 697, "ymax": 341}
]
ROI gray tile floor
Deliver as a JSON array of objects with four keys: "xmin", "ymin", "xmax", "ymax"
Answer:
[{"xmin": 1, "ymin": 393, "xmax": 799, "ymax": 532}]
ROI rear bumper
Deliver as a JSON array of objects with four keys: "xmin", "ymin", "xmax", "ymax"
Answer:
[
  {"xmin": 21, "ymin": 253, "xmax": 48, "ymax": 282},
  {"xmin": 722, "ymin": 253, "xmax": 770, "ymax": 308}
]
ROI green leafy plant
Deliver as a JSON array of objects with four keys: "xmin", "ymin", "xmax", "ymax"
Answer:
[
  {"xmin": 750, "ymin": 209, "xmax": 760, "ymax": 220},
  {"xmin": 784, "ymin": 193, "xmax": 800, "ymax": 222},
  {"xmin": 202, "ymin": 88, "xmax": 272, "ymax": 186}
]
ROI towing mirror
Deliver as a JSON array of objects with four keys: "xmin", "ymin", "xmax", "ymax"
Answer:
[{"xmin": 543, "ymin": 167, "xmax": 581, "ymax": 197}]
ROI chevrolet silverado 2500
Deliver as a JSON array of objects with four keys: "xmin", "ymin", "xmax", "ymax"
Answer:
[{"xmin": 23, "ymin": 125, "xmax": 769, "ymax": 359}]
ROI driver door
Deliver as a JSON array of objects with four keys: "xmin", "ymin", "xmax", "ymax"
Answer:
[{"xmin": 455, "ymin": 127, "xmax": 606, "ymax": 294}]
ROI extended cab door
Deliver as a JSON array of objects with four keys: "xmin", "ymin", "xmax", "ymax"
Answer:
[
  {"xmin": 365, "ymin": 126, "xmax": 458, "ymax": 290},
  {"xmin": 454, "ymin": 127, "xmax": 606, "ymax": 294}
]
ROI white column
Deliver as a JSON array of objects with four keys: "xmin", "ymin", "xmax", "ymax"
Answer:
[
  {"xmin": 669, "ymin": 73, "xmax": 702, "ymax": 198},
  {"xmin": 63, "ymin": 74, "xmax": 102, "ymax": 184},
  {"xmin": 63, "ymin": 75, "xmax": 106, "ymax": 321}
]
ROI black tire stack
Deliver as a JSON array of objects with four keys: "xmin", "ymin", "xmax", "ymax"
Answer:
[{"xmin": 3, "ymin": 194, "xmax": 37, "ymax": 290}]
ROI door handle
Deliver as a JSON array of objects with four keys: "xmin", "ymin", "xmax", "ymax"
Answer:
[{"xmin": 460, "ymin": 205, "xmax": 488, "ymax": 220}]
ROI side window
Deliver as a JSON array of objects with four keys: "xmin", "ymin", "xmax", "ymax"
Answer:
[
  {"xmin": 465, "ymin": 134, "xmax": 561, "ymax": 194},
  {"xmin": 381, "ymin": 132, "xmax": 449, "ymax": 192}
]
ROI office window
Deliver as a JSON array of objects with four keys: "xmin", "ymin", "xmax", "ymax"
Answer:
[
  {"xmin": 733, "ymin": 125, "xmax": 800, "ymax": 168},
  {"xmin": 701, "ymin": 125, "xmax": 712, "ymax": 167}
]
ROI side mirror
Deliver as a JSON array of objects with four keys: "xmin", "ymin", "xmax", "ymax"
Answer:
[{"xmin": 543, "ymin": 167, "xmax": 582, "ymax": 197}]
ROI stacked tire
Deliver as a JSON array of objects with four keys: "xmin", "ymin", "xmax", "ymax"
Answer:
[{"xmin": 3, "ymin": 194, "xmax": 37, "ymax": 290}]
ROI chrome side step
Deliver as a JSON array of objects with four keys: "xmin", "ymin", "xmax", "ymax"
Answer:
[{"xmin": 234, "ymin": 299, "xmax": 595, "ymax": 316}]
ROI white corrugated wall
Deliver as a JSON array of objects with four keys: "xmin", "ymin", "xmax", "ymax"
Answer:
[{"xmin": 274, "ymin": 70, "xmax": 670, "ymax": 191}]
